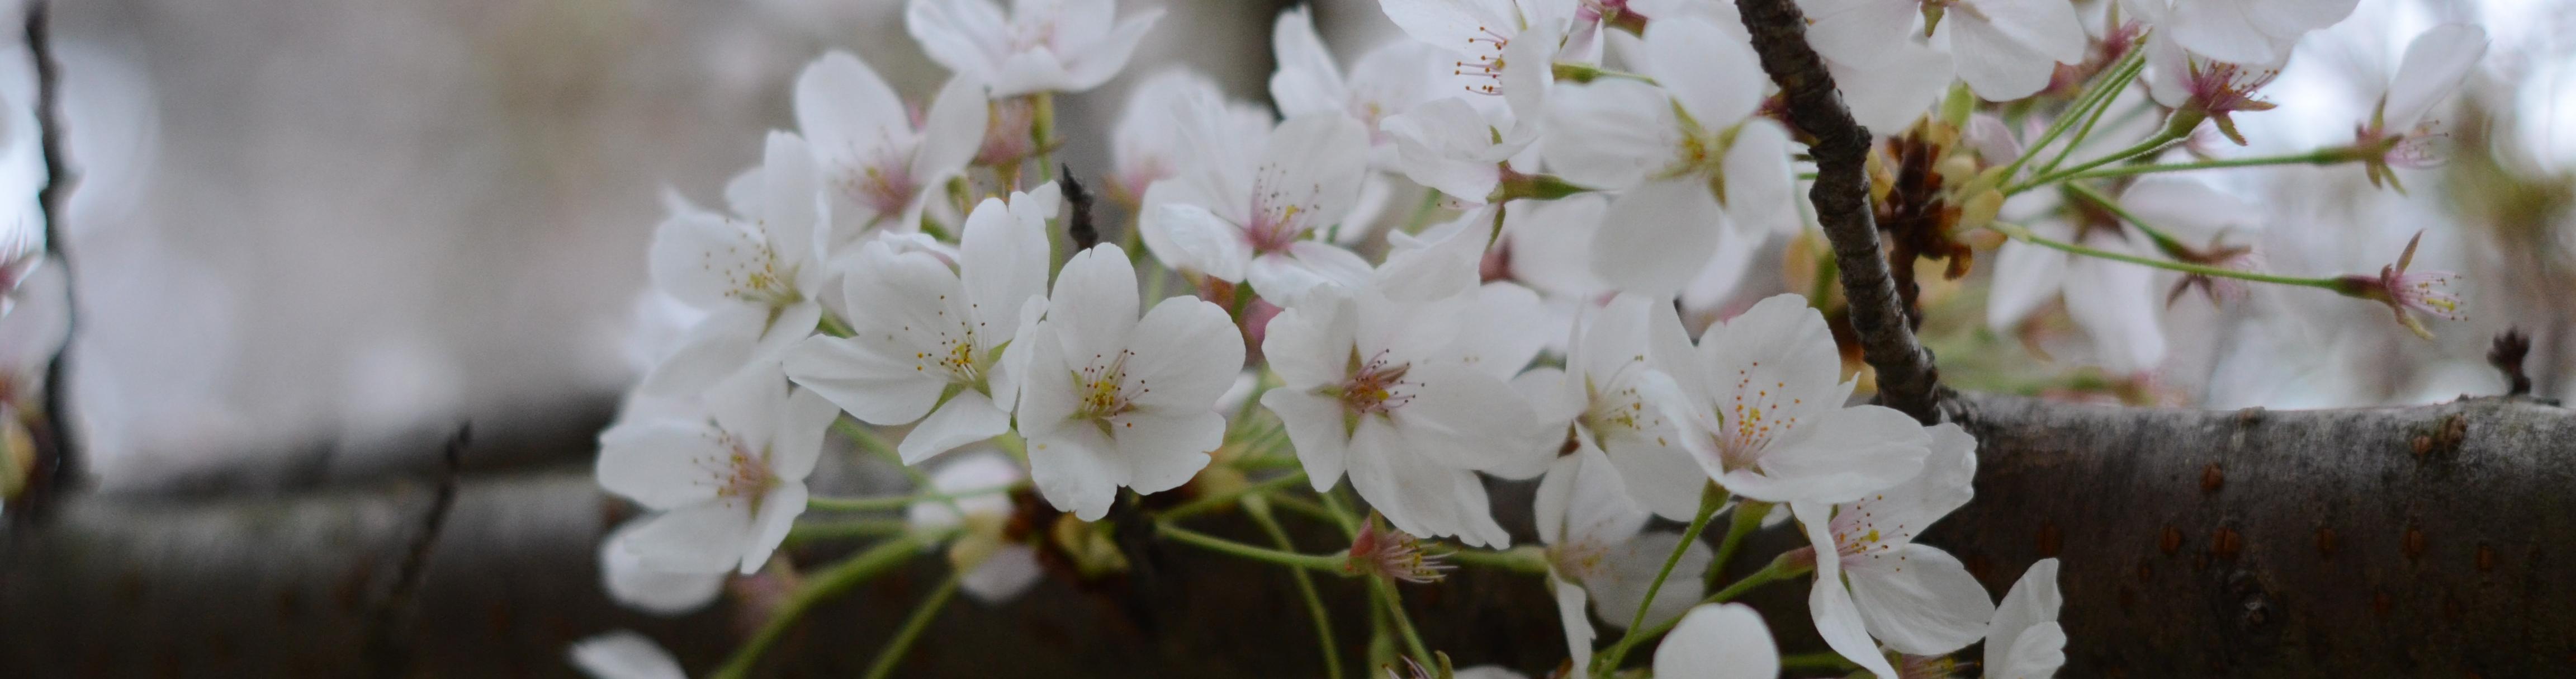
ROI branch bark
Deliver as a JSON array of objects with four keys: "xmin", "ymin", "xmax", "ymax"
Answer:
[
  {"xmin": 1732, "ymin": 0, "xmax": 1943, "ymax": 423},
  {"xmin": 13, "ymin": 0, "xmax": 81, "ymax": 519},
  {"xmin": 3, "ymin": 395, "xmax": 2568, "ymax": 676}
]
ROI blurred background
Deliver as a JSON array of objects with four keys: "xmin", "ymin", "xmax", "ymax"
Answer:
[{"xmin": 27, "ymin": 0, "xmax": 2576, "ymax": 495}]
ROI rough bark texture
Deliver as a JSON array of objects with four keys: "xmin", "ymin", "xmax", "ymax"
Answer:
[
  {"xmin": 1732, "ymin": 0, "xmax": 1943, "ymax": 424},
  {"xmin": 4, "ymin": 394, "xmax": 2569, "ymax": 677}
]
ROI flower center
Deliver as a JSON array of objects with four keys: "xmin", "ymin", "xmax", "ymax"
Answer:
[
  {"xmin": 702, "ymin": 433, "xmax": 779, "ymax": 512},
  {"xmin": 1829, "ymin": 497, "xmax": 1913, "ymax": 567},
  {"xmin": 1549, "ymin": 538, "xmax": 1614, "ymax": 582},
  {"xmin": 1451, "ymin": 26, "xmax": 1512, "ymax": 96},
  {"xmin": 709, "ymin": 230, "xmax": 801, "ymax": 308},
  {"xmin": 1245, "ymin": 163, "xmax": 1326, "ymax": 253},
  {"xmin": 1713, "ymin": 362, "xmax": 1800, "ymax": 471},
  {"xmin": 1580, "ymin": 359, "xmax": 1663, "ymax": 441},
  {"xmin": 1333, "ymin": 350, "xmax": 1417, "ymax": 417},
  {"xmin": 1072, "ymin": 348, "xmax": 1141, "ymax": 421}
]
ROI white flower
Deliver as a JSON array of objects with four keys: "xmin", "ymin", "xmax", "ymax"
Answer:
[
  {"xmin": 1535, "ymin": 444, "xmax": 1713, "ymax": 676},
  {"xmin": 1542, "ymin": 15, "xmax": 1796, "ymax": 296},
  {"xmin": 1374, "ymin": 16, "xmax": 1560, "ymax": 202},
  {"xmin": 1802, "ymin": 0, "xmax": 2085, "ymax": 105},
  {"xmin": 1259, "ymin": 256, "xmax": 1550, "ymax": 547},
  {"xmin": 1271, "ymin": 7, "xmax": 1441, "ymax": 159},
  {"xmin": 783, "ymin": 185, "xmax": 1057, "ymax": 464},
  {"xmin": 1644, "ymin": 294, "xmax": 1933, "ymax": 504},
  {"xmin": 1528, "ymin": 293, "xmax": 1703, "ymax": 520},
  {"xmin": 1985, "ymin": 193, "xmax": 2167, "ymax": 375},
  {"xmin": 596, "ymin": 364, "xmax": 840, "ymax": 574},
  {"xmin": 569, "ymin": 631, "xmax": 684, "ymax": 679},
  {"xmin": 1651, "ymin": 602, "xmax": 1782, "ymax": 679},
  {"xmin": 1983, "ymin": 559, "xmax": 2067, "ymax": 679},
  {"xmin": 793, "ymin": 52, "xmax": 988, "ymax": 243},
  {"xmin": 910, "ymin": 451, "xmax": 1046, "ymax": 603},
  {"xmin": 1142, "ymin": 113, "xmax": 1376, "ymax": 303},
  {"xmin": 1379, "ymin": 0, "xmax": 1575, "ymax": 100},
  {"xmin": 640, "ymin": 133, "xmax": 831, "ymax": 396},
  {"xmin": 1794, "ymin": 423, "xmax": 1995, "ymax": 677},
  {"xmin": 1112, "ymin": 69, "xmax": 1273, "ymax": 203},
  {"xmin": 905, "ymin": 0, "xmax": 1164, "ymax": 97},
  {"xmin": 2156, "ymin": 0, "xmax": 2356, "ymax": 66},
  {"xmin": 2354, "ymin": 23, "xmax": 2487, "ymax": 183},
  {"xmin": 1017, "ymin": 244, "xmax": 1244, "ymax": 520},
  {"xmin": 600, "ymin": 518, "xmax": 726, "ymax": 615}
]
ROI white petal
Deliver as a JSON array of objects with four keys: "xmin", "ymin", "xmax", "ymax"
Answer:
[
  {"xmin": 601, "ymin": 521, "xmax": 726, "ymax": 615},
  {"xmin": 1394, "ymin": 363, "xmax": 1545, "ymax": 475},
  {"xmin": 1834, "ymin": 422, "xmax": 1976, "ymax": 548},
  {"xmin": 906, "ymin": 0, "xmax": 1012, "ymax": 80},
  {"xmin": 2062, "ymin": 250, "xmax": 2166, "ymax": 374},
  {"xmin": 1644, "ymin": 15, "xmax": 1765, "ymax": 126},
  {"xmin": 623, "ymin": 503, "xmax": 755, "ymax": 574},
  {"xmin": 1592, "ymin": 177, "xmax": 1728, "ymax": 296},
  {"xmin": 898, "ymin": 391, "xmax": 1012, "ymax": 464},
  {"xmin": 1720, "ymin": 119, "xmax": 1798, "ymax": 235},
  {"xmin": 782, "ymin": 334, "xmax": 946, "ymax": 426},
  {"xmin": 908, "ymin": 451, "xmax": 1024, "ymax": 532},
  {"xmin": 1248, "ymin": 243, "xmax": 1374, "ymax": 304},
  {"xmin": 1382, "ymin": 98, "xmax": 1508, "ymax": 200},
  {"xmin": 1735, "ymin": 404, "xmax": 1932, "ymax": 504},
  {"xmin": 1985, "ymin": 558, "xmax": 2064, "ymax": 679},
  {"xmin": 1826, "ymin": 43, "xmax": 1954, "ymax": 131},
  {"xmin": 771, "ymin": 388, "xmax": 840, "ymax": 481},
  {"xmin": 1652, "ymin": 603, "xmax": 1782, "ymax": 679},
  {"xmin": 1106, "ymin": 410, "xmax": 1222, "ymax": 493},
  {"xmin": 647, "ymin": 209, "xmax": 766, "ymax": 309},
  {"xmin": 1058, "ymin": 11, "xmax": 1163, "ymax": 92},
  {"xmin": 1983, "ymin": 239, "xmax": 2067, "ymax": 330},
  {"xmin": 1587, "ymin": 530, "xmax": 1711, "ymax": 629},
  {"xmin": 596, "ymin": 421, "xmax": 725, "ymax": 510},
  {"xmin": 1026, "ymin": 420, "xmax": 1124, "ymax": 520},
  {"xmin": 1542, "ymin": 79, "xmax": 1684, "ymax": 190},
  {"xmin": 1263, "ymin": 114, "xmax": 1373, "ymax": 232},
  {"xmin": 1269, "ymin": 7, "xmax": 1350, "ymax": 118},
  {"xmin": 1264, "ymin": 389, "xmax": 1352, "ymax": 489},
  {"xmin": 1601, "ymin": 433, "xmax": 1710, "ymax": 523},
  {"xmin": 961, "ymin": 544, "xmax": 1046, "ymax": 604},
  {"xmin": 1536, "ymin": 445, "xmax": 1649, "ymax": 548},
  {"xmin": 1259, "ymin": 297, "xmax": 1356, "ymax": 388},
  {"xmin": 1948, "ymin": 16, "xmax": 2064, "ymax": 102},
  {"xmin": 2168, "ymin": 0, "xmax": 2286, "ymax": 65},
  {"xmin": 912, "ymin": 73, "xmax": 993, "ymax": 201},
  {"xmin": 1798, "ymin": 501, "xmax": 1901, "ymax": 678},
  {"xmin": 569, "ymin": 631, "xmax": 686, "ymax": 679},
  {"xmin": 1552, "ymin": 574, "xmax": 1597, "ymax": 679},
  {"xmin": 1150, "ymin": 201, "xmax": 1254, "ymax": 282},
  {"xmin": 794, "ymin": 51, "xmax": 909, "ymax": 169},
  {"xmin": 1122, "ymin": 297, "xmax": 1249, "ymax": 409},
  {"xmin": 1799, "ymin": 0, "xmax": 1918, "ymax": 67},
  {"xmin": 2381, "ymin": 24, "xmax": 2487, "ymax": 133},
  {"xmin": 1845, "ymin": 543, "xmax": 1997, "ymax": 655},
  {"xmin": 960, "ymin": 194, "xmax": 1053, "ymax": 338},
  {"xmin": 740, "ymin": 483, "xmax": 808, "ymax": 573},
  {"xmin": 1046, "ymin": 244, "xmax": 1144, "ymax": 361},
  {"xmin": 637, "ymin": 306, "xmax": 767, "ymax": 397}
]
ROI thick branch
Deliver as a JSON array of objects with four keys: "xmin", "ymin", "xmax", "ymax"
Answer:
[
  {"xmin": 3, "ymin": 395, "xmax": 2569, "ymax": 676},
  {"xmin": 1733, "ymin": 0, "xmax": 1942, "ymax": 423},
  {"xmin": 15, "ymin": 0, "xmax": 79, "ymax": 518}
]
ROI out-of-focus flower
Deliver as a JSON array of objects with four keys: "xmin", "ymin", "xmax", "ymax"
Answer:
[
  {"xmin": 793, "ymin": 52, "xmax": 987, "ymax": 243},
  {"xmin": 1988, "ymin": 194, "xmax": 2170, "ymax": 376},
  {"xmin": 1527, "ymin": 293, "xmax": 1702, "ymax": 520},
  {"xmin": 597, "ymin": 364, "xmax": 839, "ymax": 575},
  {"xmin": 1143, "ymin": 114, "xmax": 1375, "ymax": 304},
  {"xmin": 2351, "ymin": 24, "xmax": 2487, "ymax": 190},
  {"xmin": 2334, "ymin": 230, "xmax": 2463, "ymax": 340},
  {"xmin": 1111, "ymin": 70, "xmax": 1271, "ymax": 205},
  {"xmin": 905, "ymin": 0, "xmax": 1164, "ymax": 97},
  {"xmin": 2154, "ymin": 0, "xmax": 2356, "ymax": 66},
  {"xmin": 1644, "ymin": 294, "xmax": 1933, "ymax": 504},
  {"xmin": 639, "ymin": 133, "xmax": 830, "ymax": 397},
  {"xmin": 784, "ymin": 185, "xmax": 1057, "ymax": 464},
  {"xmin": 1543, "ymin": 15, "xmax": 1794, "ymax": 296},
  {"xmin": 568, "ymin": 631, "xmax": 685, "ymax": 679},
  {"xmin": 1792, "ymin": 424, "xmax": 1994, "ymax": 678},
  {"xmin": 599, "ymin": 518, "xmax": 726, "ymax": 615},
  {"xmin": 910, "ymin": 451, "xmax": 1045, "ymax": 603},
  {"xmin": 1651, "ymin": 602, "xmax": 1783, "ymax": 679},
  {"xmin": 1017, "ymin": 244, "xmax": 1243, "ymax": 520},
  {"xmin": 1804, "ymin": 0, "xmax": 2086, "ymax": 102},
  {"xmin": 1271, "ymin": 7, "xmax": 1440, "ymax": 161}
]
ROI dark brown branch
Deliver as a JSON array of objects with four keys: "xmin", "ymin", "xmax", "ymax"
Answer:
[
  {"xmin": 17, "ymin": 0, "xmax": 78, "ymax": 517},
  {"xmin": 364, "ymin": 424, "xmax": 468, "ymax": 679},
  {"xmin": 1732, "ymin": 0, "xmax": 1943, "ymax": 423},
  {"xmin": 5, "ymin": 395, "xmax": 2571, "ymax": 676}
]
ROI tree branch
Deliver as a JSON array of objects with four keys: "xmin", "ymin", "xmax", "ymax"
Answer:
[
  {"xmin": 3, "ymin": 395, "xmax": 2568, "ymax": 676},
  {"xmin": 15, "ymin": 0, "xmax": 80, "ymax": 518},
  {"xmin": 1733, "ymin": 0, "xmax": 1943, "ymax": 423}
]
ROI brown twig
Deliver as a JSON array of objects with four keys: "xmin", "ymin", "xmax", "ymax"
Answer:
[
  {"xmin": 1732, "ymin": 0, "xmax": 1944, "ymax": 423},
  {"xmin": 364, "ymin": 424, "xmax": 468, "ymax": 679},
  {"xmin": 18, "ymin": 0, "xmax": 79, "ymax": 516},
  {"xmin": 2489, "ymin": 329, "xmax": 2533, "ymax": 398},
  {"xmin": 1060, "ymin": 163, "xmax": 1098, "ymax": 251}
]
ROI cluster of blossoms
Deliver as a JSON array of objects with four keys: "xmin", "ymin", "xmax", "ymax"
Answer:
[{"xmin": 578, "ymin": 0, "xmax": 2490, "ymax": 676}]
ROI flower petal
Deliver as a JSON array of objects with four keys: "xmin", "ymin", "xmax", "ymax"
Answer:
[
  {"xmin": 1798, "ymin": 501, "xmax": 1901, "ymax": 678},
  {"xmin": 1844, "ymin": 543, "xmax": 1997, "ymax": 655},
  {"xmin": 898, "ymin": 390, "xmax": 1012, "ymax": 464},
  {"xmin": 1591, "ymin": 177, "xmax": 1728, "ymax": 297},
  {"xmin": 1652, "ymin": 603, "xmax": 1782, "ymax": 679}
]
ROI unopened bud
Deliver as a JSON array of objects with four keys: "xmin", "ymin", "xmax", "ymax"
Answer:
[{"xmin": 1957, "ymin": 188, "xmax": 2004, "ymax": 230}]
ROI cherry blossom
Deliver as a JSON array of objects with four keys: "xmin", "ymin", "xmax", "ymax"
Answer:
[
  {"xmin": 783, "ymin": 185, "xmax": 1056, "ymax": 464},
  {"xmin": 2354, "ymin": 24, "xmax": 2488, "ymax": 188},
  {"xmin": 1534, "ymin": 444, "xmax": 1712, "ymax": 672},
  {"xmin": 597, "ymin": 363, "xmax": 839, "ymax": 575},
  {"xmin": 1142, "ymin": 113, "xmax": 1376, "ymax": 303},
  {"xmin": 1982, "ymin": 559, "xmax": 2067, "ymax": 679},
  {"xmin": 1644, "ymin": 294, "xmax": 1933, "ymax": 504},
  {"xmin": 600, "ymin": 518, "xmax": 726, "ymax": 615},
  {"xmin": 2155, "ymin": 0, "xmax": 2356, "ymax": 66},
  {"xmin": 1987, "ymin": 193, "xmax": 2169, "ymax": 375},
  {"xmin": 905, "ymin": 0, "xmax": 1164, "ymax": 97},
  {"xmin": 1528, "ymin": 293, "xmax": 1703, "ymax": 520},
  {"xmin": 1017, "ymin": 244, "xmax": 1244, "ymax": 520},
  {"xmin": 2336, "ymin": 231, "xmax": 2464, "ymax": 340},
  {"xmin": 569, "ymin": 631, "xmax": 685, "ymax": 679},
  {"xmin": 793, "ymin": 52, "xmax": 987, "ymax": 243},
  {"xmin": 1270, "ymin": 7, "xmax": 1440, "ymax": 161},
  {"xmin": 1542, "ymin": 15, "xmax": 1795, "ymax": 296},
  {"xmin": 1651, "ymin": 602, "xmax": 1783, "ymax": 679},
  {"xmin": 909, "ymin": 451, "xmax": 1045, "ymax": 603},
  {"xmin": 1792, "ymin": 424, "xmax": 1994, "ymax": 677},
  {"xmin": 1805, "ymin": 0, "xmax": 2085, "ymax": 102},
  {"xmin": 639, "ymin": 133, "xmax": 830, "ymax": 396},
  {"xmin": 1111, "ymin": 69, "xmax": 1272, "ymax": 204}
]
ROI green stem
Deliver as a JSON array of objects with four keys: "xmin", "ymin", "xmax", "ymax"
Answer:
[
  {"xmin": 2009, "ymin": 128, "xmax": 2187, "ymax": 195},
  {"xmin": 1444, "ymin": 545, "xmax": 1552, "ymax": 575},
  {"xmin": 1704, "ymin": 500, "xmax": 1770, "ymax": 591},
  {"xmin": 806, "ymin": 483, "xmax": 1021, "ymax": 513},
  {"xmin": 1998, "ymin": 46, "xmax": 2148, "ymax": 185},
  {"xmin": 1158, "ymin": 471, "xmax": 1310, "ymax": 521},
  {"xmin": 1606, "ymin": 553, "xmax": 1810, "ymax": 666},
  {"xmin": 1247, "ymin": 497, "xmax": 1344, "ymax": 679},
  {"xmin": 2061, "ymin": 182, "xmax": 2190, "ymax": 257},
  {"xmin": 1599, "ymin": 484, "xmax": 1725, "ymax": 674},
  {"xmin": 1986, "ymin": 221, "xmax": 2342, "ymax": 290},
  {"xmin": 1265, "ymin": 494, "xmax": 1342, "ymax": 525},
  {"xmin": 815, "ymin": 313, "xmax": 855, "ymax": 338},
  {"xmin": 1781, "ymin": 651, "xmax": 1860, "ymax": 671},
  {"xmin": 1317, "ymin": 486, "xmax": 1363, "ymax": 539},
  {"xmin": 1030, "ymin": 92, "xmax": 1057, "ymax": 185},
  {"xmin": 783, "ymin": 517, "xmax": 908, "ymax": 548},
  {"xmin": 858, "ymin": 570, "xmax": 963, "ymax": 679},
  {"xmin": 1156, "ymin": 521, "xmax": 1348, "ymax": 572},
  {"xmin": 2032, "ymin": 55, "xmax": 2148, "ymax": 177},
  {"xmin": 2056, "ymin": 148, "xmax": 2348, "ymax": 181},
  {"xmin": 1552, "ymin": 61, "xmax": 1657, "ymax": 84},
  {"xmin": 1370, "ymin": 576, "xmax": 1433, "ymax": 667},
  {"xmin": 708, "ymin": 534, "xmax": 932, "ymax": 679}
]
